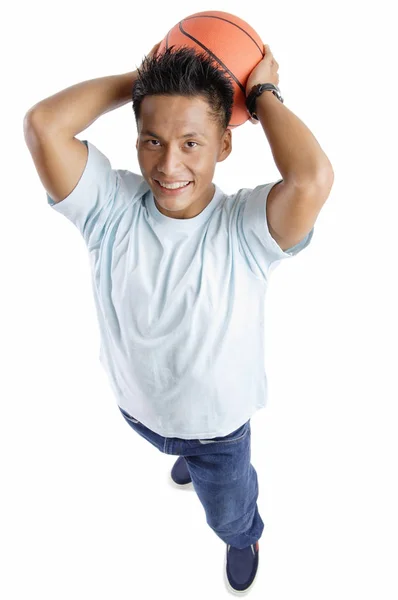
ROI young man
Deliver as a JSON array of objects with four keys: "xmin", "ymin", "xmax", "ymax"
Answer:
[{"xmin": 23, "ymin": 44, "xmax": 333, "ymax": 594}]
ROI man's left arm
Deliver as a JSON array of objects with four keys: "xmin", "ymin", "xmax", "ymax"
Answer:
[
  {"xmin": 255, "ymin": 90, "xmax": 334, "ymax": 251},
  {"xmin": 246, "ymin": 39, "xmax": 334, "ymax": 250}
]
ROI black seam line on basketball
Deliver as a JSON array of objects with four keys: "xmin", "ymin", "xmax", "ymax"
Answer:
[
  {"xmin": 178, "ymin": 22, "xmax": 245, "ymax": 97},
  {"xmin": 183, "ymin": 15, "xmax": 263, "ymax": 55}
]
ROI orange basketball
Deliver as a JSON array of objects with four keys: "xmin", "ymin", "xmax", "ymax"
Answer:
[{"xmin": 158, "ymin": 11, "xmax": 265, "ymax": 128}]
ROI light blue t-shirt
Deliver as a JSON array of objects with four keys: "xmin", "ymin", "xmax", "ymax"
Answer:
[{"xmin": 47, "ymin": 139, "xmax": 314, "ymax": 439}]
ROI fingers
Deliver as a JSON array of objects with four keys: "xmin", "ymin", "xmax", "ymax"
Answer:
[
  {"xmin": 264, "ymin": 43, "xmax": 279, "ymax": 66},
  {"xmin": 148, "ymin": 42, "xmax": 162, "ymax": 59},
  {"xmin": 264, "ymin": 43, "xmax": 280, "ymax": 80}
]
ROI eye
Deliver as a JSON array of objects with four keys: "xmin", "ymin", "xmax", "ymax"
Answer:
[
  {"xmin": 186, "ymin": 141, "xmax": 198, "ymax": 148},
  {"xmin": 147, "ymin": 139, "xmax": 160, "ymax": 146}
]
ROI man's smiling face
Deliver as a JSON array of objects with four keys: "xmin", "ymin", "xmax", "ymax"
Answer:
[{"xmin": 136, "ymin": 94, "xmax": 232, "ymax": 219}]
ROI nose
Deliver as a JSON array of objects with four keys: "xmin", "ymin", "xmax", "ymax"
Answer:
[{"xmin": 156, "ymin": 146, "xmax": 182, "ymax": 177}]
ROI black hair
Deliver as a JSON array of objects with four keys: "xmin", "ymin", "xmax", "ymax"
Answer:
[{"xmin": 132, "ymin": 45, "xmax": 235, "ymax": 132}]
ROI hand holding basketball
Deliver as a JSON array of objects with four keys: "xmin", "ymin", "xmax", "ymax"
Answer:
[
  {"xmin": 147, "ymin": 42, "xmax": 162, "ymax": 60},
  {"xmin": 138, "ymin": 42, "xmax": 162, "ymax": 71},
  {"xmin": 245, "ymin": 45, "xmax": 280, "ymax": 96}
]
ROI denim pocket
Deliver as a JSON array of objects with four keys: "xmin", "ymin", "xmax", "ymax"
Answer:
[
  {"xmin": 197, "ymin": 421, "xmax": 249, "ymax": 444},
  {"xmin": 119, "ymin": 406, "xmax": 140, "ymax": 424}
]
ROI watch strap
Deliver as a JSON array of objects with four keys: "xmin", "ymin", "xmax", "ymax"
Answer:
[{"xmin": 246, "ymin": 83, "xmax": 284, "ymax": 121}]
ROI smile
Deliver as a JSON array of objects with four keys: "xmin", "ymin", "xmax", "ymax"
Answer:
[
  {"xmin": 154, "ymin": 180, "xmax": 193, "ymax": 195},
  {"xmin": 156, "ymin": 180, "xmax": 191, "ymax": 189}
]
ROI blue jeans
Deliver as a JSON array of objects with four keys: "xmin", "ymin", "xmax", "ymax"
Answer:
[{"xmin": 118, "ymin": 406, "xmax": 264, "ymax": 549}]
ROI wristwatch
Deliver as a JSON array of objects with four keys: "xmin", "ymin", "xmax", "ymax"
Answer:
[{"xmin": 246, "ymin": 83, "xmax": 284, "ymax": 121}]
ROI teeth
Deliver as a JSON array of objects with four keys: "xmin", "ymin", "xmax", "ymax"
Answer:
[{"xmin": 158, "ymin": 181, "xmax": 190, "ymax": 190}]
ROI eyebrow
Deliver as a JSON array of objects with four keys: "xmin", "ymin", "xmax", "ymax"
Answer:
[{"xmin": 140, "ymin": 130, "xmax": 206, "ymax": 139}]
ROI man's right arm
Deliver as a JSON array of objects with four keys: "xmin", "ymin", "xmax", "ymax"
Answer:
[
  {"xmin": 23, "ymin": 71, "xmax": 138, "ymax": 204},
  {"xmin": 24, "ymin": 70, "xmax": 138, "ymax": 138}
]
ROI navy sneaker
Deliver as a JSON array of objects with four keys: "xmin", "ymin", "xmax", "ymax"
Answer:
[
  {"xmin": 225, "ymin": 541, "xmax": 259, "ymax": 595},
  {"xmin": 171, "ymin": 456, "xmax": 192, "ymax": 485}
]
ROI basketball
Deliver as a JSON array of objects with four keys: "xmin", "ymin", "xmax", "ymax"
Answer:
[{"xmin": 158, "ymin": 11, "xmax": 265, "ymax": 128}]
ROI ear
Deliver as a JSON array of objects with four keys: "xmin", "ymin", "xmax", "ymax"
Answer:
[
  {"xmin": 217, "ymin": 127, "xmax": 232, "ymax": 163},
  {"xmin": 135, "ymin": 138, "xmax": 138, "ymax": 150}
]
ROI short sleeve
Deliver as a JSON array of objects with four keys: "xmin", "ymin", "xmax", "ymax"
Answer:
[
  {"xmin": 236, "ymin": 179, "xmax": 314, "ymax": 278},
  {"xmin": 46, "ymin": 139, "xmax": 144, "ymax": 250}
]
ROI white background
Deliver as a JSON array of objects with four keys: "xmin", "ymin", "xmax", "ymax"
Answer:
[{"xmin": 3, "ymin": 0, "xmax": 397, "ymax": 598}]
